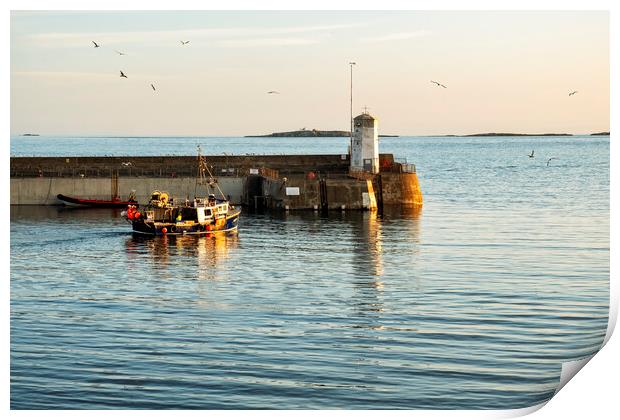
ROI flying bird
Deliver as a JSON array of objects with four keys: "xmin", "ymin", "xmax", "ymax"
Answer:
[
  {"xmin": 431, "ymin": 80, "xmax": 447, "ymax": 88},
  {"xmin": 181, "ymin": 40, "xmax": 190, "ymax": 45},
  {"xmin": 92, "ymin": 41, "xmax": 100, "ymax": 48},
  {"xmin": 569, "ymin": 91, "xmax": 578, "ymax": 96},
  {"xmin": 115, "ymin": 50, "xmax": 126, "ymax": 56},
  {"xmin": 151, "ymin": 83, "xmax": 156, "ymax": 91},
  {"xmin": 120, "ymin": 71, "xmax": 127, "ymax": 78},
  {"xmin": 528, "ymin": 150, "xmax": 535, "ymax": 158},
  {"xmin": 267, "ymin": 91, "xmax": 280, "ymax": 94},
  {"xmin": 547, "ymin": 157, "xmax": 557, "ymax": 166}
]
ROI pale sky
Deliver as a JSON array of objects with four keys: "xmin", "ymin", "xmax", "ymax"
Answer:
[{"xmin": 10, "ymin": 10, "xmax": 610, "ymax": 136}]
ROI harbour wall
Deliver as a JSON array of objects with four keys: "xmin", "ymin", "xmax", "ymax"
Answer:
[
  {"xmin": 10, "ymin": 154, "xmax": 423, "ymax": 210},
  {"xmin": 10, "ymin": 177, "xmax": 245, "ymax": 206},
  {"xmin": 10, "ymin": 155, "xmax": 351, "ymax": 178}
]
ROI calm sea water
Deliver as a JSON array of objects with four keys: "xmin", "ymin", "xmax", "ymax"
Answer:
[{"xmin": 10, "ymin": 135, "xmax": 609, "ymax": 409}]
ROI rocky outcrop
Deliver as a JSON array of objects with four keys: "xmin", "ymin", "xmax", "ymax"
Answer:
[{"xmin": 246, "ymin": 129, "xmax": 350, "ymax": 138}]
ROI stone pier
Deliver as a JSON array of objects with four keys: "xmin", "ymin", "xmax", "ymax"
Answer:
[{"xmin": 10, "ymin": 154, "xmax": 422, "ymax": 210}]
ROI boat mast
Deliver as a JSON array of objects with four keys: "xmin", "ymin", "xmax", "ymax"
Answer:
[{"xmin": 196, "ymin": 145, "xmax": 228, "ymax": 200}]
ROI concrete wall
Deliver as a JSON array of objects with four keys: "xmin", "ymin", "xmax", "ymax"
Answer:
[
  {"xmin": 380, "ymin": 172, "xmax": 423, "ymax": 207},
  {"xmin": 260, "ymin": 175, "xmax": 373, "ymax": 210},
  {"xmin": 326, "ymin": 179, "xmax": 369, "ymax": 210},
  {"xmin": 11, "ymin": 177, "xmax": 245, "ymax": 206}
]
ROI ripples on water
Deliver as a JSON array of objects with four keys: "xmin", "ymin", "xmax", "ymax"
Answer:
[{"xmin": 10, "ymin": 136, "xmax": 609, "ymax": 409}]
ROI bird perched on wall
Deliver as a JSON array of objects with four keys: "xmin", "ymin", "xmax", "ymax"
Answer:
[
  {"xmin": 92, "ymin": 41, "xmax": 100, "ymax": 48},
  {"xmin": 431, "ymin": 80, "xmax": 447, "ymax": 88},
  {"xmin": 569, "ymin": 91, "xmax": 578, "ymax": 96},
  {"xmin": 120, "ymin": 71, "xmax": 127, "ymax": 78},
  {"xmin": 528, "ymin": 150, "xmax": 535, "ymax": 158},
  {"xmin": 181, "ymin": 40, "xmax": 190, "ymax": 45}
]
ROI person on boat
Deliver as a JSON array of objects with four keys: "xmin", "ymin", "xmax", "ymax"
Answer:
[
  {"xmin": 127, "ymin": 190, "xmax": 137, "ymax": 202},
  {"xmin": 208, "ymin": 194, "xmax": 216, "ymax": 206}
]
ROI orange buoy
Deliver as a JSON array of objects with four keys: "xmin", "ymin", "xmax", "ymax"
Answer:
[
  {"xmin": 161, "ymin": 227, "xmax": 167, "ymax": 234},
  {"xmin": 206, "ymin": 225, "xmax": 212, "ymax": 231},
  {"xmin": 134, "ymin": 212, "xmax": 141, "ymax": 219}
]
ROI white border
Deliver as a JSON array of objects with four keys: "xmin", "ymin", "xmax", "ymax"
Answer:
[{"xmin": 4, "ymin": 1, "xmax": 617, "ymax": 419}]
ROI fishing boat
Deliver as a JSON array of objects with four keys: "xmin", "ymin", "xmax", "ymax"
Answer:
[
  {"xmin": 57, "ymin": 193, "xmax": 137, "ymax": 208},
  {"xmin": 123, "ymin": 147, "xmax": 241, "ymax": 236}
]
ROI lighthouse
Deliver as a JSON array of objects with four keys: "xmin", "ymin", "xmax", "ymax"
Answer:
[{"xmin": 350, "ymin": 112, "xmax": 379, "ymax": 174}]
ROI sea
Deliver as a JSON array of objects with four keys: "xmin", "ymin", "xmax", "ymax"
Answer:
[{"xmin": 10, "ymin": 135, "xmax": 610, "ymax": 409}]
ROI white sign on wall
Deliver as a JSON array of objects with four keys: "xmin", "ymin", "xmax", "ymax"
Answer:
[
  {"xmin": 286, "ymin": 187, "xmax": 300, "ymax": 196},
  {"xmin": 362, "ymin": 192, "xmax": 370, "ymax": 207},
  {"xmin": 249, "ymin": 168, "xmax": 259, "ymax": 174}
]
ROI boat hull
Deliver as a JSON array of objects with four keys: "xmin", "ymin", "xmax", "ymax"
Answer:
[
  {"xmin": 57, "ymin": 194, "xmax": 136, "ymax": 208},
  {"xmin": 131, "ymin": 209, "xmax": 241, "ymax": 236}
]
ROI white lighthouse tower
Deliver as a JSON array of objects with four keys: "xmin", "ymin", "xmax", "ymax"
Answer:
[{"xmin": 350, "ymin": 111, "xmax": 379, "ymax": 174}]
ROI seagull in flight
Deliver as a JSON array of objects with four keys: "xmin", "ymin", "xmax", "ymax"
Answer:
[
  {"xmin": 181, "ymin": 40, "xmax": 190, "ymax": 45},
  {"xmin": 120, "ymin": 71, "xmax": 128, "ymax": 78},
  {"xmin": 121, "ymin": 161, "xmax": 132, "ymax": 166},
  {"xmin": 528, "ymin": 150, "xmax": 535, "ymax": 158},
  {"xmin": 431, "ymin": 80, "xmax": 447, "ymax": 88},
  {"xmin": 569, "ymin": 90, "xmax": 578, "ymax": 96},
  {"xmin": 115, "ymin": 50, "xmax": 126, "ymax": 56},
  {"xmin": 547, "ymin": 157, "xmax": 557, "ymax": 166},
  {"xmin": 267, "ymin": 91, "xmax": 280, "ymax": 94},
  {"xmin": 92, "ymin": 41, "xmax": 100, "ymax": 48},
  {"xmin": 151, "ymin": 83, "xmax": 156, "ymax": 91}
]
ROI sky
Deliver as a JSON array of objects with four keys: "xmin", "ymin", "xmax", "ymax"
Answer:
[{"xmin": 10, "ymin": 10, "xmax": 610, "ymax": 136}]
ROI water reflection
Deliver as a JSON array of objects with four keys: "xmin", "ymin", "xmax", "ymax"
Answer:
[
  {"xmin": 10, "ymin": 205, "xmax": 123, "ymax": 222},
  {"xmin": 349, "ymin": 206, "xmax": 422, "ymax": 329},
  {"xmin": 354, "ymin": 210, "xmax": 384, "ymax": 280},
  {"xmin": 124, "ymin": 232, "xmax": 239, "ymax": 281},
  {"xmin": 351, "ymin": 205, "xmax": 422, "ymax": 282},
  {"xmin": 383, "ymin": 204, "xmax": 423, "ymax": 219}
]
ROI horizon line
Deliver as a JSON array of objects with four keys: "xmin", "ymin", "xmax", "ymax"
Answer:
[{"xmin": 10, "ymin": 131, "xmax": 611, "ymax": 138}]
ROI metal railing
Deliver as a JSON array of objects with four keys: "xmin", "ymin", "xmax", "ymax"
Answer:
[
  {"xmin": 10, "ymin": 164, "xmax": 415, "ymax": 179},
  {"xmin": 10, "ymin": 165, "xmax": 281, "ymax": 179},
  {"xmin": 400, "ymin": 163, "xmax": 417, "ymax": 173}
]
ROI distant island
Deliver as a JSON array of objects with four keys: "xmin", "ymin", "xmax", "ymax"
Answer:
[
  {"xmin": 245, "ymin": 130, "xmax": 609, "ymax": 138},
  {"xmin": 443, "ymin": 132, "xmax": 609, "ymax": 137},
  {"xmin": 462, "ymin": 133, "xmax": 573, "ymax": 137},
  {"xmin": 21, "ymin": 133, "xmax": 40, "ymax": 136},
  {"xmin": 245, "ymin": 129, "xmax": 398, "ymax": 138}
]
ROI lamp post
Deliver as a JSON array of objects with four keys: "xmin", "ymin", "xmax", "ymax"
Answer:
[{"xmin": 349, "ymin": 61, "xmax": 356, "ymax": 156}]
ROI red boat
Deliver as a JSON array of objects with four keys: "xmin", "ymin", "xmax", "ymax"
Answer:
[{"xmin": 57, "ymin": 194, "xmax": 137, "ymax": 208}]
